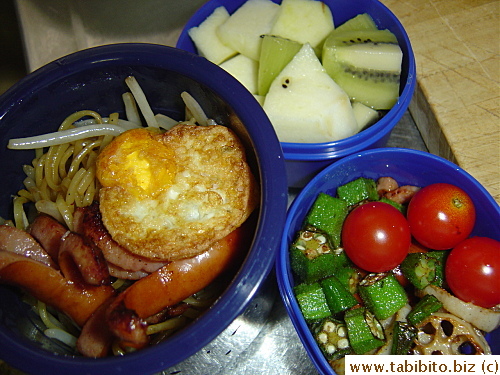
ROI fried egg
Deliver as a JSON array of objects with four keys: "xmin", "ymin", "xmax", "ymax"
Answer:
[{"xmin": 96, "ymin": 125, "xmax": 258, "ymax": 261}]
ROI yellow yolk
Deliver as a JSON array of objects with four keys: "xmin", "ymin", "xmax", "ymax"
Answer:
[{"xmin": 96, "ymin": 128, "xmax": 177, "ymax": 199}]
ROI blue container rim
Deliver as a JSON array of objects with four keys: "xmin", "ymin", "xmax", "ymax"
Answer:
[{"xmin": 0, "ymin": 43, "xmax": 288, "ymax": 375}]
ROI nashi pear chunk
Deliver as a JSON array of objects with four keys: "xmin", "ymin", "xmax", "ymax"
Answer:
[
  {"xmin": 270, "ymin": 0, "xmax": 334, "ymax": 50},
  {"xmin": 188, "ymin": 6, "xmax": 237, "ymax": 65},
  {"xmin": 263, "ymin": 43, "xmax": 358, "ymax": 143},
  {"xmin": 220, "ymin": 54, "xmax": 259, "ymax": 95},
  {"xmin": 217, "ymin": 0, "xmax": 280, "ymax": 61}
]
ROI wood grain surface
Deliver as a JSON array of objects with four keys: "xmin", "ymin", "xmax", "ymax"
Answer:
[{"xmin": 381, "ymin": 0, "xmax": 499, "ymax": 203}]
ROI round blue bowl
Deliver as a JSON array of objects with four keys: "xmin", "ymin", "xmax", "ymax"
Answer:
[
  {"xmin": 277, "ymin": 148, "xmax": 500, "ymax": 374},
  {"xmin": 0, "ymin": 43, "xmax": 288, "ymax": 375},
  {"xmin": 176, "ymin": 0, "xmax": 417, "ymax": 187}
]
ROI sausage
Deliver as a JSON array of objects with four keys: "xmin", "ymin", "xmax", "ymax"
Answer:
[
  {"xmin": 29, "ymin": 214, "xmax": 68, "ymax": 262},
  {"xmin": 80, "ymin": 224, "xmax": 251, "ymax": 350},
  {"xmin": 0, "ymin": 224, "xmax": 56, "ymax": 268},
  {"xmin": 74, "ymin": 203, "xmax": 166, "ymax": 275},
  {"xmin": 59, "ymin": 231, "xmax": 111, "ymax": 286},
  {"xmin": 0, "ymin": 250, "xmax": 115, "ymax": 327}
]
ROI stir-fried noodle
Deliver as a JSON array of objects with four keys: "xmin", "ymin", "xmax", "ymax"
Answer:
[{"xmin": 5, "ymin": 77, "xmax": 224, "ymax": 354}]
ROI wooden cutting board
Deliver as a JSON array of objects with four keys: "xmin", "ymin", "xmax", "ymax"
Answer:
[{"xmin": 381, "ymin": 0, "xmax": 500, "ymax": 204}]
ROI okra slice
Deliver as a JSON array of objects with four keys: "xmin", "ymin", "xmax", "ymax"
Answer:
[
  {"xmin": 337, "ymin": 177, "xmax": 379, "ymax": 206},
  {"xmin": 344, "ymin": 307, "xmax": 385, "ymax": 354},
  {"xmin": 426, "ymin": 251, "xmax": 448, "ymax": 288},
  {"xmin": 320, "ymin": 275, "xmax": 358, "ymax": 314},
  {"xmin": 305, "ymin": 193, "xmax": 348, "ymax": 248},
  {"xmin": 312, "ymin": 317, "xmax": 352, "ymax": 360},
  {"xmin": 358, "ymin": 273, "xmax": 408, "ymax": 320},
  {"xmin": 407, "ymin": 294, "xmax": 443, "ymax": 326},
  {"xmin": 391, "ymin": 321, "xmax": 418, "ymax": 355},
  {"xmin": 294, "ymin": 282, "xmax": 331, "ymax": 322},
  {"xmin": 379, "ymin": 196, "xmax": 406, "ymax": 214},
  {"xmin": 334, "ymin": 265, "xmax": 362, "ymax": 295},
  {"xmin": 400, "ymin": 252, "xmax": 438, "ymax": 289},
  {"xmin": 290, "ymin": 226, "xmax": 349, "ymax": 283}
]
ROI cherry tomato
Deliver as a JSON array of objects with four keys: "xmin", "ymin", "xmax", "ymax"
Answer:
[
  {"xmin": 407, "ymin": 183, "xmax": 476, "ymax": 250},
  {"xmin": 341, "ymin": 202, "xmax": 411, "ymax": 272},
  {"xmin": 445, "ymin": 236, "xmax": 500, "ymax": 308}
]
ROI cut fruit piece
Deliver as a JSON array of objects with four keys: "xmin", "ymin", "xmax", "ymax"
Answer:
[
  {"xmin": 258, "ymin": 35, "xmax": 302, "ymax": 96},
  {"xmin": 263, "ymin": 43, "xmax": 358, "ymax": 143},
  {"xmin": 323, "ymin": 29, "xmax": 398, "ymax": 49},
  {"xmin": 352, "ymin": 101, "xmax": 380, "ymax": 132},
  {"xmin": 335, "ymin": 43, "xmax": 402, "ymax": 72},
  {"xmin": 219, "ymin": 54, "xmax": 259, "ymax": 95},
  {"xmin": 322, "ymin": 29, "xmax": 402, "ymax": 109},
  {"xmin": 188, "ymin": 6, "xmax": 237, "ymax": 65},
  {"xmin": 332, "ymin": 13, "xmax": 378, "ymax": 34},
  {"xmin": 270, "ymin": 0, "xmax": 334, "ymax": 50},
  {"xmin": 217, "ymin": 0, "xmax": 280, "ymax": 61}
]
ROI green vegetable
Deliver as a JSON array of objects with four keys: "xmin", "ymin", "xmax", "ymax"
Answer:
[
  {"xmin": 320, "ymin": 275, "xmax": 358, "ymax": 314},
  {"xmin": 344, "ymin": 307, "xmax": 385, "ymax": 354},
  {"xmin": 400, "ymin": 252, "xmax": 438, "ymax": 289},
  {"xmin": 305, "ymin": 193, "xmax": 348, "ymax": 248},
  {"xmin": 334, "ymin": 264, "xmax": 362, "ymax": 295},
  {"xmin": 336, "ymin": 177, "xmax": 379, "ymax": 206},
  {"xmin": 407, "ymin": 294, "xmax": 443, "ymax": 326},
  {"xmin": 391, "ymin": 321, "xmax": 417, "ymax": 355},
  {"xmin": 379, "ymin": 196, "xmax": 406, "ymax": 214},
  {"xmin": 289, "ymin": 226, "xmax": 349, "ymax": 283},
  {"xmin": 427, "ymin": 250, "xmax": 449, "ymax": 288},
  {"xmin": 311, "ymin": 317, "xmax": 352, "ymax": 360},
  {"xmin": 294, "ymin": 282, "xmax": 331, "ymax": 322},
  {"xmin": 358, "ymin": 273, "xmax": 408, "ymax": 320}
]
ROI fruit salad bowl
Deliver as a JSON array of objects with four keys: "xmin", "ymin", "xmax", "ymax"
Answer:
[
  {"xmin": 0, "ymin": 43, "xmax": 288, "ymax": 375},
  {"xmin": 277, "ymin": 148, "xmax": 500, "ymax": 374},
  {"xmin": 177, "ymin": 0, "xmax": 416, "ymax": 187}
]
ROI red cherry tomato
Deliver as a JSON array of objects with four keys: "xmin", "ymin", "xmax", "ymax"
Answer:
[
  {"xmin": 407, "ymin": 183, "xmax": 476, "ymax": 250},
  {"xmin": 341, "ymin": 202, "xmax": 411, "ymax": 272},
  {"xmin": 445, "ymin": 236, "xmax": 500, "ymax": 308}
]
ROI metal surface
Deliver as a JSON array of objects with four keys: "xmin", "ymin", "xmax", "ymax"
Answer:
[{"xmin": 161, "ymin": 111, "xmax": 428, "ymax": 375}]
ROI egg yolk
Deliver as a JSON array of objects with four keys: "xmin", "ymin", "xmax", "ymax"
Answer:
[{"xmin": 96, "ymin": 128, "xmax": 177, "ymax": 199}]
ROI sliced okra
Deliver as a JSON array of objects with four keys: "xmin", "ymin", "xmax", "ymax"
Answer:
[
  {"xmin": 379, "ymin": 196, "xmax": 406, "ymax": 214},
  {"xmin": 294, "ymin": 282, "xmax": 331, "ymax": 322},
  {"xmin": 290, "ymin": 226, "xmax": 349, "ymax": 283},
  {"xmin": 426, "ymin": 251, "xmax": 448, "ymax": 288},
  {"xmin": 400, "ymin": 252, "xmax": 438, "ymax": 289},
  {"xmin": 344, "ymin": 307, "xmax": 385, "ymax": 354},
  {"xmin": 358, "ymin": 273, "xmax": 408, "ymax": 320},
  {"xmin": 334, "ymin": 265, "xmax": 362, "ymax": 295},
  {"xmin": 312, "ymin": 317, "xmax": 352, "ymax": 360},
  {"xmin": 337, "ymin": 177, "xmax": 379, "ymax": 206},
  {"xmin": 305, "ymin": 193, "xmax": 348, "ymax": 248},
  {"xmin": 407, "ymin": 294, "xmax": 443, "ymax": 326},
  {"xmin": 391, "ymin": 321, "xmax": 418, "ymax": 355},
  {"xmin": 320, "ymin": 275, "xmax": 358, "ymax": 314}
]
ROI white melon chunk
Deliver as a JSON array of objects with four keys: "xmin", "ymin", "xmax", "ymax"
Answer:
[
  {"xmin": 263, "ymin": 43, "xmax": 358, "ymax": 143},
  {"xmin": 270, "ymin": 0, "xmax": 334, "ymax": 49},
  {"xmin": 352, "ymin": 101, "xmax": 379, "ymax": 131},
  {"xmin": 217, "ymin": 0, "xmax": 280, "ymax": 61},
  {"xmin": 219, "ymin": 54, "xmax": 259, "ymax": 95},
  {"xmin": 188, "ymin": 6, "xmax": 237, "ymax": 65}
]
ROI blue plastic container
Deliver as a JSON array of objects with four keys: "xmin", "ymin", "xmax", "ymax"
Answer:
[
  {"xmin": 0, "ymin": 44, "xmax": 288, "ymax": 375},
  {"xmin": 277, "ymin": 148, "xmax": 500, "ymax": 374},
  {"xmin": 176, "ymin": 0, "xmax": 417, "ymax": 187}
]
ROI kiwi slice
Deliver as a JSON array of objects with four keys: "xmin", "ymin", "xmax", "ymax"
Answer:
[
  {"xmin": 322, "ymin": 29, "xmax": 402, "ymax": 109},
  {"xmin": 333, "ymin": 13, "xmax": 378, "ymax": 34},
  {"xmin": 257, "ymin": 35, "xmax": 302, "ymax": 96}
]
